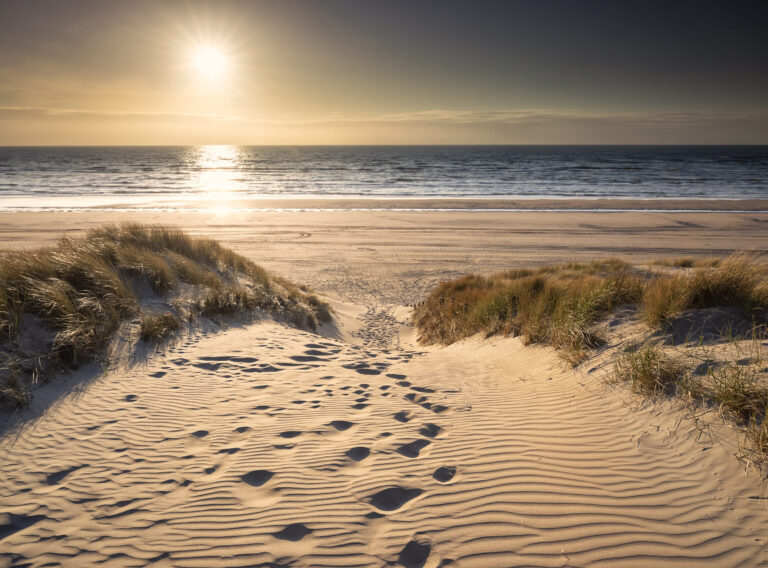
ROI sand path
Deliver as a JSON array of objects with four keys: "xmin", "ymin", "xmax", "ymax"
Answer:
[{"xmin": 2, "ymin": 307, "xmax": 768, "ymax": 567}]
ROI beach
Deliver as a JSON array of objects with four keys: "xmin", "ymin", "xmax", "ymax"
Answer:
[
  {"xmin": 1, "ymin": 202, "xmax": 767, "ymax": 305},
  {"xmin": 2, "ymin": 202, "xmax": 768, "ymax": 567}
]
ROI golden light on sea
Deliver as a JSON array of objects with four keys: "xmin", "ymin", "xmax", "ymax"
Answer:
[{"xmin": 194, "ymin": 145, "xmax": 244, "ymax": 214}]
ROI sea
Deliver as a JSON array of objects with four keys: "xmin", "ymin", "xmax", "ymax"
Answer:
[{"xmin": 0, "ymin": 145, "xmax": 767, "ymax": 211}]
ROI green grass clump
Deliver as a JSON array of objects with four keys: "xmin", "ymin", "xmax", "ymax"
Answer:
[
  {"xmin": 0, "ymin": 223, "xmax": 331, "ymax": 408},
  {"xmin": 614, "ymin": 344, "xmax": 685, "ymax": 396}
]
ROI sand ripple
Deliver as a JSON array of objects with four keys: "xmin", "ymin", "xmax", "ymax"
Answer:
[{"xmin": 1, "ymin": 321, "xmax": 767, "ymax": 567}]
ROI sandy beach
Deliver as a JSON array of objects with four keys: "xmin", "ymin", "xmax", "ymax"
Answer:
[
  {"xmin": 1, "ymin": 204, "xmax": 768, "ymax": 567},
  {"xmin": 2, "ymin": 203, "xmax": 767, "ymax": 306}
]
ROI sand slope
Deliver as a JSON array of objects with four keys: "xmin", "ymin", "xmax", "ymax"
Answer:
[{"xmin": 1, "ymin": 314, "xmax": 768, "ymax": 567}]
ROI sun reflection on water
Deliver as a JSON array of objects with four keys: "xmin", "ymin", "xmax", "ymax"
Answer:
[{"xmin": 194, "ymin": 145, "xmax": 245, "ymax": 213}]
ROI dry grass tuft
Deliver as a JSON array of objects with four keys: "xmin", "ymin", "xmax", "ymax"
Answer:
[
  {"xmin": 416, "ymin": 253, "xmax": 766, "ymax": 365},
  {"xmin": 414, "ymin": 259, "xmax": 645, "ymax": 364},
  {"xmin": 613, "ymin": 343, "xmax": 685, "ymax": 396},
  {"xmin": 652, "ymin": 256, "xmax": 722, "ymax": 268},
  {"xmin": 139, "ymin": 312, "xmax": 181, "ymax": 342},
  {"xmin": 613, "ymin": 327, "xmax": 768, "ymax": 466},
  {"xmin": 0, "ymin": 223, "xmax": 331, "ymax": 408},
  {"xmin": 643, "ymin": 253, "xmax": 767, "ymax": 326}
]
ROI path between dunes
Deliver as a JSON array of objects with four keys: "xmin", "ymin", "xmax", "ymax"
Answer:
[{"xmin": 1, "ymin": 310, "xmax": 768, "ymax": 567}]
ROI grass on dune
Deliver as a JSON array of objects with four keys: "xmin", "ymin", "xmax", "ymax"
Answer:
[
  {"xmin": 614, "ymin": 333, "xmax": 768, "ymax": 466},
  {"xmin": 643, "ymin": 252, "xmax": 768, "ymax": 326},
  {"xmin": 415, "ymin": 252, "xmax": 768, "ymax": 465},
  {"xmin": 415, "ymin": 253, "xmax": 767, "ymax": 358},
  {"xmin": 0, "ymin": 223, "xmax": 331, "ymax": 408},
  {"xmin": 414, "ymin": 258, "xmax": 646, "ymax": 364},
  {"xmin": 139, "ymin": 312, "xmax": 182, "ymax": 342}
]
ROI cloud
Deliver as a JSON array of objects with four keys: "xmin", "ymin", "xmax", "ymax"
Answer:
[
  {"xmin": 368, "ymin": 108, "xmax": 768, "ymax": 126},
  {"xmin": 1, "ymin": 106, "xmax": 767, "ymax": 144}
]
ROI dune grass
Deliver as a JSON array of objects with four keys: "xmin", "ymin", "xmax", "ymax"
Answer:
[
  {"xmin": 415, "ymin": 253, "xmax": 766, "ymax": 357},
  {"xmin": 139, "ymin": 312, "xmax": 182, "ymax": 342},
  {"xmin": 651, "ymin": 256, "xmax": 722, "ymax": 268},
  {"xmin": 613, "ymin": 343, "xmax": 686, "ymax": 396},
  {"xmin": 643, "ymin": 253, "xmax": 767, "ymax": 326},
  {"xmin": 414, "ymin": 252, "xmax": 767, "ymax": 465},
  {"xmin": 414, "ymin": 258, "xmax": 646, "ymax": 364},
  {"xmin": 614, "ymin": 332, "xmax": 768, "ymax": 465},
  {"xmin": 0, "ymin": 223, "xmax": 331, "ymax": 408}
]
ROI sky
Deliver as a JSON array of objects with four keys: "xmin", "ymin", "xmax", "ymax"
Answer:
[{"xmin": 1, "ymin": 0, "xmax": 767, "ymax": 145}]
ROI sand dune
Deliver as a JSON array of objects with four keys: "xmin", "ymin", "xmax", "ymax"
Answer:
[
  {"xmin": 2, "ymin": 209, "xmax": 768, "ymax": 566},
  {"xmin": 2, "ymin": 307, "xmax": 767, "ymax": 567}
]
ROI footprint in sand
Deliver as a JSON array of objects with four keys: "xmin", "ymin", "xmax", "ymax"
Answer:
[
  {"xmin": 398, "ymin": 538, "xmax": 432, "ymax": 568},
  {"xmin": 345, "ymin": 447, "xmax": 371, "ymax": 461},
  {"xmin": 369, "ymin": 487, "xmax": 423, "ymax": 511},
  {"xmin": 433, "ymin": 466, "xmax": 457, "ymax": 483},
  {"xmin": 279, "ymin": 431, "xmax": 302, "ymax": 438},
  {"xmin": 386, "ymin": 373, "xmax": 407, "ymax": 380},
  {"xmin": 125, "ymin": 394, "xmax": 138, "ymax": 402},
  {"xmin": 329, "ymin": 420, "xmax": 354, "ymax": 431},
  {"xmin": 191, "ymin": 430, "xmax": 209, "ymax": 438},
  {"xmin": 418, "ymin": 423, "xmax": 442, "ymax": 438},
  {"xmin": 393, "ymin": 411, "xmax": 411, "ymax": 423},
  {"xmin": 274, "ymin": 523, "xmax": 313, "ymax": 541},
  {"xmin": 241, "ymin": 470, "xmax": 274, "ymax": 487},
  {"xmin": 396, "ymin": 439, "xmax": 431, "ymax": 458},
  {"xmin": 235, "ymin": 426, "xmax": 250, "ymax": 433}
]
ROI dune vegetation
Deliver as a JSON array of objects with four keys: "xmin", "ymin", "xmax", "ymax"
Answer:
[
  {"xmin": 415, "ymin": 253, "xmax": 766, "ymax": 354},
  {"xmin": 415, "ymin": 253, "xmax": 768, "ymax": 463},
  {"xmin": 0, "ymin": 223, "xmax": 331, "ymax": 408}
]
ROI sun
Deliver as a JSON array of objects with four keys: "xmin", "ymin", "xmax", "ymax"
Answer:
[{"xmin": 191, "ymin": 45, "xmax": 229, "ymax": 80}]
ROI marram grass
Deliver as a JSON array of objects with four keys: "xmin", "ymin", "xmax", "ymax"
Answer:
[{"xmin": 0, "ymin": 223, "xmax": 331, "ymax": 408}]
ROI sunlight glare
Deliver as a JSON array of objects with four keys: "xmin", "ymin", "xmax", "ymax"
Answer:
[
  {"xmin": 191, "ymin": 45, "xmax": 229, "ymax": 80},
  {"xmin": 194, "ymin": 145, "xmax": 244, "ymax": 214}
]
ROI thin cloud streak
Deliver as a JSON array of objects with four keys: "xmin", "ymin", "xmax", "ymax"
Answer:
[
  {"xmin": 2, "ymin": 106, "xmax": 767, "ymax": 145},
  {"xmin": 3, "ymin": 105, "xmax": 767, "ymax": 126}
]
